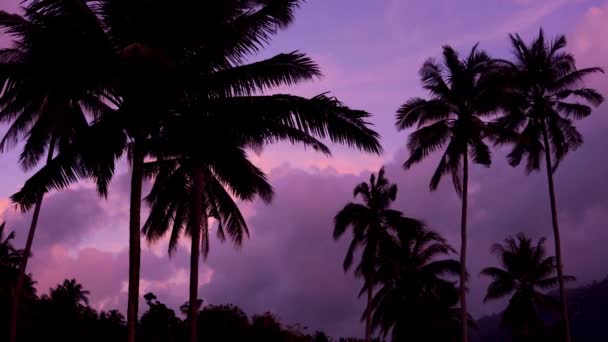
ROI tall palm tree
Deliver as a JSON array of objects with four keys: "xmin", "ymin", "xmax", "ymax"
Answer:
[
  {"xmin": 334, "ymin": 168, "xmax": 404, "ymax": 342},
  {"xmin": 0, "ymin": 3, "xmax": 115, "ymax": 340},
  {"xmin": 395, "ymin": 44, "xmax": 502, "ymax": 342},
  {"xmin": 481, "ymin": 233, "xmax": 574, "ymax": 340},
  {"xmin": 494, "ymin": 30, "xmax": 604, "ymax": 342},
  {"xmin": 8, "ymin": 2, "xmax": 382, "ymax": 342},
  {"xmin": 142, "ymin": 135, "xmax": 273, "ymax": 342},
  {"xmin": 372, "ymin": 225, "xmax": 463, "ymax": 341}
]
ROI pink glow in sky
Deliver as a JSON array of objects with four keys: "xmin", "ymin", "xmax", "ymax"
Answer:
[{"xmin": 1, "ymin": 0, "xmax": 608, "ymax": 338}]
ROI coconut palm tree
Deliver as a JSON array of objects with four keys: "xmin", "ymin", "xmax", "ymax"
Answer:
[
  {"xmin": 493, "ymin": 30, "xmax": 604, "ymax": 342},
  {"xmin": 481, "ymin": 233, "xmax": 575, "ymax": 341},
  {"xmin": 371, "ymin": 224, "xmax": 463, "ymax": 342},
  {"xmin": 0, "ymin": 3, "xmax": 116, "ymax": 340},
  {"xmin": 334, "ymin": 168, "xmax": 406, "ymax": 342},
  {"xmin": 395, "ymin": 44, "xmax": 503, "ymax": 342},
  {"xmin": 142, "ymin": 131, "xmax": 273, "ymax": 342}
]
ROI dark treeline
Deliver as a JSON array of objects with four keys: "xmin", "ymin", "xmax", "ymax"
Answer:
[{"xmin": 0, "ymin": 242, "xmax": 369, "ymax": 342}]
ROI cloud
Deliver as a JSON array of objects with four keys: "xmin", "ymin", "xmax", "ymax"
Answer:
[
  {"xmin": 570, "ymin": 3, "xmax": 608, "ymax": 93},
  {"xmin": 3, "ymin": 187, "xmax": 108, "ymax": 248}
]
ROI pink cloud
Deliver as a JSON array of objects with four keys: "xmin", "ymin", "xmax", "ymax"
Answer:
[{"xmin": 570, "ymin": 3, "xmax": 608, "ymax": 93}]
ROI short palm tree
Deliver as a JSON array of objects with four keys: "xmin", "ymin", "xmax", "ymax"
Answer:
[
  {"xmin": 0, "ymin": 4, "xmax": 115, "ymax": 340},
  {"xmin": 481, "ymin": 233, "xmax": 574, "ymax": 340},
  {"xmin": 334, "ymin": 168, "xmax": 404, "ymax": 342},
  {"xmin": 372, "ymin": 225, "xmax": 463, "ymax": 341},
  {"xmin": 494, "ymin": 30, "xmax": 604, "ymax": 342},
  {"xmin": 395, "ymin": 44, "xmax": 502, "ymax": 342}
]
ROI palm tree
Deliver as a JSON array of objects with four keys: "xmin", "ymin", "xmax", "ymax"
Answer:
[
  {"xmin": 494, "ymin": 30, "xmax": 604, "ymax": 342},
  {"xmin": 0, "ymin": 3, "xmax": 116, "ymax": 340},
  {"xmin": 142, "ymin": 136, "xmax": 273, "ymax": 342},
  {"xmin": 395, "ymin": 45, "xmax": 503, "ymax": 342},
  {"xmin": 334, "ymin": 168, "xmax": 405, "ymax": 342},
  {"xmin": 372, "ymin": 225, "xmax": 464, "ymax": 341},
  {"xmin": 481, "ymin": 233, "xmax": 575, "ymax": 340}
]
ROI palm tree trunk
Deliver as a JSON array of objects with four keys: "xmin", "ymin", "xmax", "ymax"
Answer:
[
  {"xmin": 541, "ymin": 122, "xmax": 571, "ymax": 342},
  {"xmin": 189, "ymin": 166, "xmax": 204, "ymax": 342},
  {"xmin": 127, "ymin": 139, "xmax": 144, "ymax": 342},
  {"xmin": 365, "ymin": 284, "xmax": 372, "ymax": 342},
  {"xmin": 9, "ymin": 134, "xmax": 56, "ymax": 342},
  {"xmin": 460, "ymin": 150, "xmax": 469, "ymax": 342}
]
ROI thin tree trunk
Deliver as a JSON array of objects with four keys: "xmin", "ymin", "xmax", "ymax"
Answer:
[
  {"xmin": 541, "ymin": 122, "xmax": 571, "ymax": 342},
  {"xmin": 460, "ymin": 149, "xmax": 469, "ymax": 342},
  {"xmin": 365, "ymin": 284, "xmax": 372, "ymax": 342},
  {"xmin": 189, "ymin": 167, "xmax": 204, "ymax": 342},
  {"xmin": 9, "ymin": 135, "xmax": 56, "ymax": 342},
  {"xmin": 127, "ymin": 139, "xmax": 144, "ymax": 342}
]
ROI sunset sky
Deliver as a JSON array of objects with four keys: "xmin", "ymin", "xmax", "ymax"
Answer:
[{"xmin": 1, "ymin": 0, "xmax": 608, "ymax": 338}]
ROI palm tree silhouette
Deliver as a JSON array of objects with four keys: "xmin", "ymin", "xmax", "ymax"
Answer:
[
  {"xmin": 334, "ymin": 168, "xmax": 404, "ymax": 342},
  {"xmin": 396, "ymin": 44, "xmax": 503, "ymax": 342},
  {"xmin": 142, "ymin": 137, "xmax": 272, "ymax": 342},
  {"xmin": 0, "ymin": 3, "xmax": 116, "ymax": 340},
  {"xmin": 481, "ymin": 233, "xmax": 575, "ymax": 340},
  {"xmin": 493, "ymin": 29, "xmax": 604, "ymax": 342},
  {"xmin": 372, "ymin": 224, "xmax": 464, "ymax": 341}
]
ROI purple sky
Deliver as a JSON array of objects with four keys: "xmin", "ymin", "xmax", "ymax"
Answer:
[{"xmin": 1, "ymin": 0, "xmax": 608, "ymax": 338}]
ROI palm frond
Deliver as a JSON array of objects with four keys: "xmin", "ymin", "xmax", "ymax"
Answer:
[{"xmin": 207, "ymin": 51, "xmax": 321, "ymax": 97}]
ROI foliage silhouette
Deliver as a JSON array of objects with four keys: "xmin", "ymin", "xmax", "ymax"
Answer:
[
  {"xmin": 371, "ymin": 224, "xmax": 469, "ymax": 341},
  {"xmin": 481, "ymin": 233, "xmax": 573, "ymax": 341},
  {"xmin": 1, "ymin": 272, "xmax": 382, "ymax": 342}
]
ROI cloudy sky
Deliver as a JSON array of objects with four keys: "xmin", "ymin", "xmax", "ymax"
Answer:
[{"xmin": 1, "ymin": 0, "xmax": 608, "ymax": 338}]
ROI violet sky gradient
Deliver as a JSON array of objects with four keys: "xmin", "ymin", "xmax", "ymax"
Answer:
[{"xmin": 1, "ymin": 0, "xmax": 608, "ymax": 338}]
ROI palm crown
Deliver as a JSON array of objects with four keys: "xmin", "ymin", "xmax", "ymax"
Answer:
[
  {"xmin": 0, "ymin": 3, "xmax": 115, "ymax": 169},
  {"xmin": 142, "ymin": 154, "xmax": 272, "ymax": 258},
  {"xmin": 481, "ymin": 233, "xmax": 574, "ymax": 338},
  {"xmin": 396, "ymin": 45, "xmax": 503, "ymax": 194},
  {"xmin": 495, "ymin": 29, "xmax": 604, "ymax": 172},
  {"xmin": 334, "ymin": 167, "xmax": 403, "ymax": 276},
  {"xmin": 47, "ymin": 278, "xmax": 91, "ymax": 309}
]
